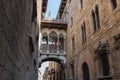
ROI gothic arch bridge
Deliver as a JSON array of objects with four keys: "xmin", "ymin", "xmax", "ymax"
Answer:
[{"xmin": 38, "ymin": 19, "xmax": 67, "ymax": 67}]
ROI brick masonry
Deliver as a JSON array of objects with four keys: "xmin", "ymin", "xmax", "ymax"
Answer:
[
  {"xmin": 64, "ymin": 0, "xmax": 120, "ymax": 80},
  {"xmin": 0, "ymin": 0, "xmax": 39, "ymax": 80}
]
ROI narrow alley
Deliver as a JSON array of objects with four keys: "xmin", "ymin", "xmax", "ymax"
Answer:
[{"xmin": 0, "ymin": 0, "xmax": 120, "ymax": 80}]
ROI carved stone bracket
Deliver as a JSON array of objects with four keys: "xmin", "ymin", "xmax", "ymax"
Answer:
[
  {"xmin": 113, "ymin": 33, "xmax": 120, "ymax": 50},
  {"xmin": 94, "ymin": 40, "xmax": 110, "ymax": 56}
]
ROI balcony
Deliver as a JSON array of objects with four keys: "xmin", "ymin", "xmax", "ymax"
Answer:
[{"xmin": 40, "ymin": 44, "xmax": 66, "ymax": 55}]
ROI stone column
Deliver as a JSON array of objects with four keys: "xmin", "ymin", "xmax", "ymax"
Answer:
[
  {"xmin": 47, "ymin": 36, "xmax": 49, "ymax": 53},
  {"xmin": 64, "ymin": 37, "xmax": 66, "ymax": 54},
  {"xmin": 57, "ymin": 36, "xmax": 59, "ymax": 54}
]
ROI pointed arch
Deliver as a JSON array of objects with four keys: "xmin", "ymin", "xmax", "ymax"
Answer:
[
  {"xmin": 81, "ymin": 21, "xmax": 87, "ymax": 43},
  {"xmin": 42, "ymin": 32, "xmax": 48, "ymax": 44},
  {"xmin": 49, "ymin": 31, "xmax": 57, "ymax": 38},
  {"xmin": 95, "ymin": 5, "xmax": 100, "ymax": 28},
  {"xmin": 49, "ymin": 31, "xmax": 57, "ymax": 53},
  {"xmin": 91, "ymin": 5, "xmax": 100, "ymax": 32},
  {"xmin": 82, "ymin": 62, "xmax": 90, "ymax": 80},
  {"xmin": 59, "ymin": 33, "xmax": 64, "ymax": 53},
  {"xmin": 42, "ymin": 32, "xmax": 48, "ymax": 37},
  {"xmin": 110, "ymin": 0, "xmax": 117, "ymax": 10},
  {"xmin": 91, "ymin": 10, "xmax": 96, "ymax": 32}
]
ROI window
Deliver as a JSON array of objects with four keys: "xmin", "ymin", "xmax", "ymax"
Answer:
[
  {"xmin": 29, "ymin": 37, "xmax": 34, "ymax": 55},
  {"xmin": 92, "ymin": 10, "xmax": 96, "ymax": 31},
  {"xmin": 80, "ymin": 0, "xmax": 83, "ymax": 9},
  {"xmin": 42, "ymin": 33, "xmax": 48, "ymax": 53},
  {"xmin": 49, "ymin": 31, "xmax": 57, "ymax": 53},
  {"xmin": 111, "ymin": 0, "xmax": 117, "ymax": 10},
  {"xmin": 33, "ymin": 59, "xmax": 36, "ymax": 69},
  {"xmin": 42, "ymin": 33, "xmax": 48, "ymax": 44},
  {"xmin": 72, "ymin": 36, "xmax": 75, "ymax": 52},
  {"xmin": 32, "ymin": 0, "xmax": 37, "ymax": 22},
  {"xmin": 82, "ymin": 62, "xmax": 90, "ymax": 80},
  {"xmin": 81, "ymin": 22, "xmax": 87, "ymax": 43},
  {"xmin": 95, "ymin": 5, "xmax": 100, "ymax": 29},
  {"xmin": 71, "ymin": 17, "xmax": 73, "ymax": 26},
  {"xmin": 95, "ymin": 42, "xmax": 111, "ymax": 79},
  {"xmin": 91, "ymin": 5, "xmax": 100, "ymax": 32},
  {"xmin": 101, "ymin": 53, "xmax": 110, "ymax": 76}
]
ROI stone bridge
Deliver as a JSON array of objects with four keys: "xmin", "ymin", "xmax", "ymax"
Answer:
[{"xmin": 38, "ymin": 19, "xmax": 67, "ymax": 67}]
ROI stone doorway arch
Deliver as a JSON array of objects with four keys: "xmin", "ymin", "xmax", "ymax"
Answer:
[{"xmin": 82, "ymin": 62, "xmax": 90, "ymax": 80}]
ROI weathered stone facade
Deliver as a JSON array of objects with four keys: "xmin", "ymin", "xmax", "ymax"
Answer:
[
  {"xmin": 0, "ymin": 0, "xmax": 39, "ymax": 80},
  {"xmin": 61, "ymin": 0, "xmax": 120, "ymax": 80},
  {"xmin": 43, "ymin": 67, "xmax": 49, "ymax": 80}
]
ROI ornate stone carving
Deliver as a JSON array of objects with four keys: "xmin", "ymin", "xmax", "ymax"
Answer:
[
  {"xmin": 94, "ymin": 40, "xmax": 110, "ymax": 55},
  {"xmin": 113, "ymin": 33, "xmax": 120, "ymax": 50}
]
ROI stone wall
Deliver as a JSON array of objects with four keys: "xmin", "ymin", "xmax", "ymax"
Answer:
[
  {"xmin": 65, "ymin": 0, "xmax": 120, "ymax": 80},
  {"xmin": 0, "ymin": 0, "xmax": 38, "ymax": 80}
]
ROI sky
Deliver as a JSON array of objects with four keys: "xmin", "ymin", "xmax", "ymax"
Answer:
[
  {"xmin": 45, "ymin": 0, "xmax": 61, "ymax": 19},
  {"xmin": 39, "ymin": 0, "xmax": 61, "ymax": 80},
  {"xmin": 39, "ymin": 62, "xmax": 49, "ymax": 80}
]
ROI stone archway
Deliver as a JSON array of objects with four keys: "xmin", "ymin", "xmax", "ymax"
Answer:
[
  {"xmin": 82, "ymin": 62, "xmax": 90, "ymax": 80},
  {"xmin": 39, "ymin": 57, "xmax": 66, "ymax": 68}
]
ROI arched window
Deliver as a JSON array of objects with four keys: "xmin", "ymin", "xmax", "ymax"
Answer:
[
  {"xmin": 80, "ymin": 0, "xmax": 83, "ymax": 9},
  {"xmin": 111, "ymin": 0, "xmax": 117, "ymax": 10},
  {"xmin": 42, "ymin": 33, "xmax": 48, "ymax": 44},
  {"xmin": 95, "ymin": 5, "xmax": 100, "ymax": 29},
  {"xmin": 59, "ymin": 34, "xmax": 64, "ymax": 52},
  {"xmin": 91, "ymin": 10, "xmax": 96, "ymax": 31},
  {"xmin": 94, "ymin": 41, "xmax": 111, "ymax": 79},
  {"xmin": 49, "ymin": 31, "xmax": 57, "ymax": 53},
  {"xmin": 81, "ymin": 22, "xmax": 87, "ymax": 43},
  {"xmin": 91, "ymin": 5, "xmax": 100, "ymax": 32},
  {"xmin": 82, "ymin": 62, "xmax": 90, "ymax": 80},
  {"xmin": 42, "ymin": 33, "xmax": 48, "ymax": 53},
  {"xmin": 49, "ymin": 31, "xmax": 57, "ymax": 44},
  {"xmin": 100, "ymin": 53, "xmax": 110, "ymax": 76}
]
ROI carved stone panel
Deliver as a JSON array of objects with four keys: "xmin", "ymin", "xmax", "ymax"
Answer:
[{"xmin": 94, "ymin": 40, "xmax": 110, "ymax": 56}]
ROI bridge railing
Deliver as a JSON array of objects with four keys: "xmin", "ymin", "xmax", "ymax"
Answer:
[{"xmin": 40, "ymin": 47, "xmax": 66, "ymax": 55}]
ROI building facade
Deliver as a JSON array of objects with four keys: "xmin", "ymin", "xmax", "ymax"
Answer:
[
  {"xmin": 0, "ymin": 0, "xmax": 42, "ymax": 80},
  {"xmin": 59, "ymin": 0, "xmax": 120, "ymax": 80},
  {"xmin": 43, "ymin": 67, "xmax": 49, "ymax": 80},
  {"xmin": 48, "ymin": 62, "xmax": 57, "ymax": 80}
]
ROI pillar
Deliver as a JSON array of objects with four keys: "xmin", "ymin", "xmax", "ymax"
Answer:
[
  {"xmin": 47, "ymin": 36, "xmax": 49, "ymax": 53},
  {"xmin": 57, "ymin": 36, "xmax": 59, "ymax": 54},
  {"xmin": 64, "ymin": 37, "xmax": 66, "ymax": 54}
]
